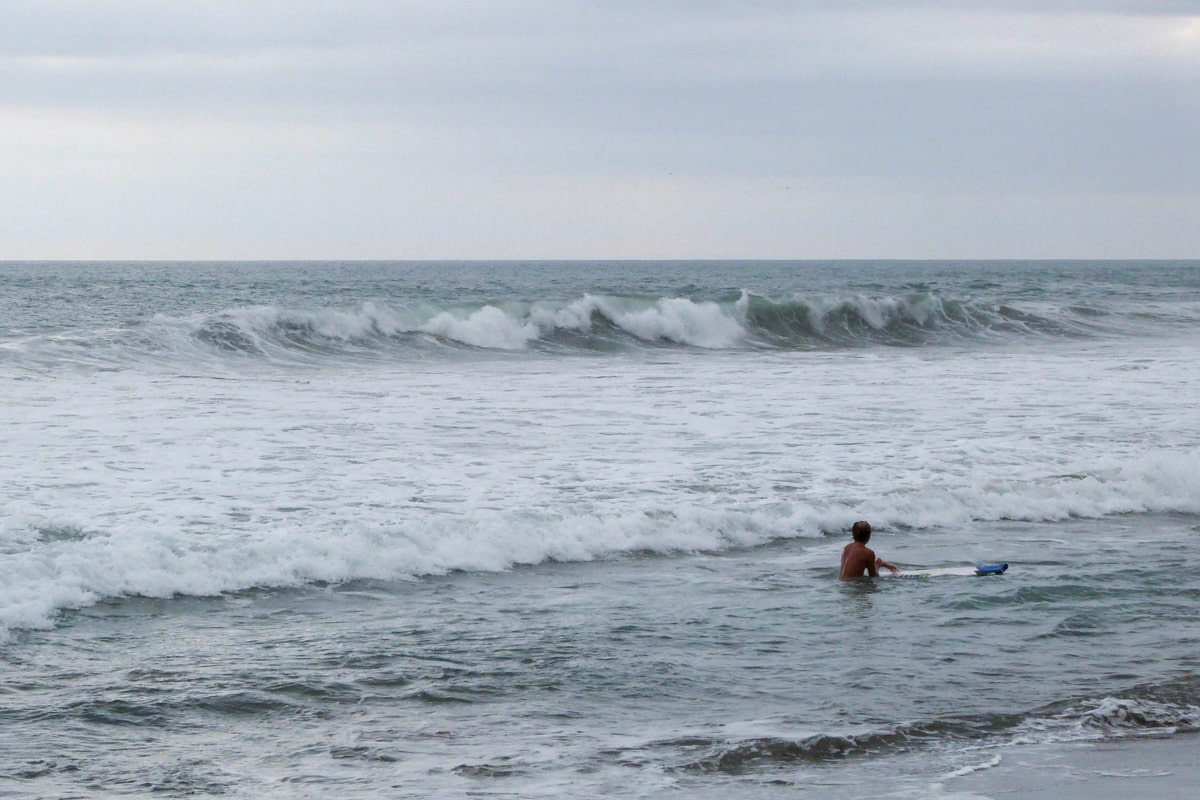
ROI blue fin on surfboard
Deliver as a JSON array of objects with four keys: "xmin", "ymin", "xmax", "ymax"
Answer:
[{"xmin": 974, "ymin": 563, "xmax": 1009, "ymax": 576}]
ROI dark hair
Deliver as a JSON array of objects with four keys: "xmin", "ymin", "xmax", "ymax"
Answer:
[{"xmin": 851, "ymin": 520, "xmax": 872, "ymax": 542}]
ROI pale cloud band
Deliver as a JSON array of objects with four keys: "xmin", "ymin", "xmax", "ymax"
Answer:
[{"xmin": 2, "ymin": 1, "xmax": 1197, "ymax": 259}]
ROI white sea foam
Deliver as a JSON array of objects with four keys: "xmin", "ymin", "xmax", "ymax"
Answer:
[
  {"xmin": 856, "ymin": 451, "xmax": 1200, "ymax": 531},
  {"xmin": 1078, "ymin": 696, "xmax": 1199, "ymax": 734},
  {"xmin": 529, "ymin": 295, "xmax": 600, "ymax": 332},
  {"xmin": 420, "ymin": 305, "xmax": 540, "ymax": 349},
  {"xmin": 601, "ymin": 296, "xmax": 747, "ymax": 348},
  {"xmin": 0, "ymin": 504, "xmax": 811, "ymax": 638},
  {"xmin": 940, "ymin": 754, "xmax": 1003, "ymax": 780},
  {"xmin": 3, "ymin": 446, "xmax": 1199, "ymax": 640},
  {"xmin": 417, "ymin": 295, "xmax": 749, "ymax": 350}
]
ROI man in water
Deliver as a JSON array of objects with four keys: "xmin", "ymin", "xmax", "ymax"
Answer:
[{"xmin": 839, "ymin": 520, "xmax": 899, "ymax": 579}]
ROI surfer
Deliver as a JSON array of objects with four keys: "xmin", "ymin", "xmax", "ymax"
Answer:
[{"xmin": 839, "ymin": 521, "xmax": 899, "ymax": 579}]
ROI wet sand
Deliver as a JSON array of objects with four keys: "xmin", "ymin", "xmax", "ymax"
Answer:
[{"xmin": 942, "ymin": 733, "xmax": 1199, "ymax": 799}]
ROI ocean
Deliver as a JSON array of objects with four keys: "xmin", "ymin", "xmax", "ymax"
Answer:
[{"xmin": 1, "ymin": 260, "xmax": 1198, "ymax": 798}]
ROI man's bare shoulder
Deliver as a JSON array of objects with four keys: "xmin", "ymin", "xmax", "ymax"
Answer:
[{"xmin": 839, "ymin": 543, "xmax": 878, "ymax": 579}]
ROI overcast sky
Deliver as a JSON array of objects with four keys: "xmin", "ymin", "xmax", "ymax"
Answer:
[{"xmin": 2, "ymin": 1, "xmax": 1197, "ymax": 259}]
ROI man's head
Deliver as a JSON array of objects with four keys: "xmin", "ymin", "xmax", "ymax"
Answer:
[{"xmin": 851, "ymin": 520, "xmax": 872, "ymax": 542}]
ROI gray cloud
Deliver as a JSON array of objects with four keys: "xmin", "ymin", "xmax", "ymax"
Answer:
[{"xmin": 1, "ymin": 1, "xmax": 1197, "ymax": 258}]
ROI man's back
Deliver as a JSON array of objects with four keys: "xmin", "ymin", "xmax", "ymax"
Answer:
[{"xmin": 839, "ymin": 541, "xmax": 878, "ymax": 580}]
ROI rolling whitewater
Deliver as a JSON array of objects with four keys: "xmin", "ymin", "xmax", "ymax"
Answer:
[{"xmin": 2, "ymin": 260, "xmax": 1199, "ymax": 798}]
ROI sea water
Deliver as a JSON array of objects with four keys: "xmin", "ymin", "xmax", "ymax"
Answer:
[{"xmin": 1, "ymin": 260, "xmax": 1198, "ymax": 798}]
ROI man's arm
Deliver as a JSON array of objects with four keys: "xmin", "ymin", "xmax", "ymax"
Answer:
[{"xmin": 875, "ymin": 557, "xmax": 899, "ymax": 574}]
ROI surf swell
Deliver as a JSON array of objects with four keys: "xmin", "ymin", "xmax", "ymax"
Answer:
[{"xmin": 0, "ymin": 290, "xmax": 1140, "ymax": 372}]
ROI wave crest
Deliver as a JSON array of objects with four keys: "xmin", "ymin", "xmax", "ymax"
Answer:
[{"xmin": 1, "ymin": 290, "xmax": 1126, "ymax": 371}]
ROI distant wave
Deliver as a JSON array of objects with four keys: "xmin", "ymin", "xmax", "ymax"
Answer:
[{"xmin": 0, "ymin": 290, "xmax": 1165, "ymax": 371}]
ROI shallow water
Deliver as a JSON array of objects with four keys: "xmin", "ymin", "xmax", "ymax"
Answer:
[
  {"xmin": 2, "ymin": 261, "xmax": 1198, "ymax": 797},
  {"xmin": 6, "ymin": 514, "xmax": 1198, "ymax": 798}
]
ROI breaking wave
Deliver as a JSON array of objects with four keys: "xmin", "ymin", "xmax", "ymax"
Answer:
[
  {"xmin": 0, "ymin": 290, "xmax": 1157, "ymax": 371},
  {"xmin": 3, "ymin": 450, "xmax": 1199, "ymax": 640}
]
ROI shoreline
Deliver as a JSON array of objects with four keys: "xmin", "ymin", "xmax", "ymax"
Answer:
[{"xmin": 939, "ymin": 732, "xmax": 1200, "ymax": 799}]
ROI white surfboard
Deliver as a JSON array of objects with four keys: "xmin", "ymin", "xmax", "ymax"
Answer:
[{"xmin": 891, "ymin": 563, "xmax": 1009, "ymax": 578}]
